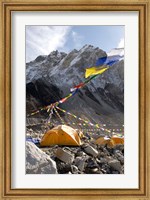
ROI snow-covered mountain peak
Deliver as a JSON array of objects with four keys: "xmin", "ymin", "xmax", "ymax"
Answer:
[
  {"xmin": 79, "ymin": 44, "xmax": 95, "ymax": 52},
  {"xmin": 47, "ymin": 50, "xmax": 67, "ymax": 60},
  {"xmin": 107, "ymin": 48, "xmax": 124, "ymax": 57},
  {"xmin": 34, "ymin": 55, "xmax": 47, "ymax": 62}
]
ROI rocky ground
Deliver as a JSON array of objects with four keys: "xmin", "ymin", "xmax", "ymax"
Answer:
[{"xmin": 26, "ymin": 128, "xmax": 124, "ymax": 174}]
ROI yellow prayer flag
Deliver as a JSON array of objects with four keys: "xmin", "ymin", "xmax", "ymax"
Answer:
[{"xmin": 85, "ymin": 66, "xmax": 109, "ymax": 78}]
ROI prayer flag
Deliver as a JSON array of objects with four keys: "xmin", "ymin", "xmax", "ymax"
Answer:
[
  {"xmin": 96, "ymin": 54, "xmax": 123, "ymax": 67},
  {"xmin": 96, "ymin": 56, "xmax": 107, "ymax": 66},
  {"xmin": 85, "ymin": 66, "xmax": 108, "ymax": 78}
]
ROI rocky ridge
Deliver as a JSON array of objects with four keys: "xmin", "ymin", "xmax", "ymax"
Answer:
[{"xmin": 26, "ymin": 45, "xmax": 124, "ymax": 128}]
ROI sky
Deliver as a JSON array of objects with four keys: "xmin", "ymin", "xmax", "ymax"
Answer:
[{"xmin": 26, "ymin": 26, "xmax": 124, "ymax": 62}]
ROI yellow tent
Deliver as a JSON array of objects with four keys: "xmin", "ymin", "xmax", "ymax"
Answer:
[
  {"xmin": 95, "ymin": 136, "xmax": 124, "ymax": 147},
  {"xmin": 107, "ymin": 136, "xmax": 124, "ymax": 148},
  {"xmin": 95, "ymin": 136, "xmax": 110, "ymax": 145},
  {"xmin": 40, "ymin": 125, "xmax": 82, "ymax": 147}
]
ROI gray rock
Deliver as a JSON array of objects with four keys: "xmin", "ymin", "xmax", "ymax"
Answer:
[
  {"xmin": 99, "ymin": 157, "xmax": 108, "ymax": 163},
  {"xmin": 105, "ymin": 156, "xmax": 114, "ymax": 162},
  {"xmin": 71, "ymin": 165, "xmax": 79, "ymax": 174},
  {"xmin": 117, "ymin": 155, "xmax": 124, "ymax": 164},
  {"xmin": 86, "ymin": 167, "xmax": 99, "ymax": 174},
  {"xmin": 98, "ymin": 152, "xmax": 105, "ymax": 158},
  {"xmin": 83, "ymin": 145, "xmax": 98, "ymax": 157},
  {"xmin": 55, "ymin": 147, "xmax": 74, "ymax": 164},
  {"xmin": 75, "ymin": 149, "xmax": 86, "ymax": 157},
  {"xmin": 26, "ymin": 141, "xmax": 57, "ymax": 174},
  {"xmin": 86, "ymin": 158, "xmax": 99, "ymax": 168},
  {"xmin": 74, "ymin": 156, "xmax": 87, "ymax": 172},
  {"xmin": 56, "ymin": 162, "xmax": 71, "ymax": 174},
  {"xmin": 100, "ymin": 169, "xmax": 107, "ymax": 174},
  {"xmin": 113, "ymin": 149, "xmax": 120, "ymax": 155},
  {"xmin": 108, "ymin": 159, "xmax": 121, "ymax": 171},
  {"xmin": 95, "ymin": 158, "xmax": 103, "ymax": 165}
]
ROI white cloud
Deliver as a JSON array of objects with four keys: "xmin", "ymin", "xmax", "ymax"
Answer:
[
  {"xmin": 72, "ymin": 31, "xmax": 83, "ymax": 49},
  {"xmin": 117, "ymin": 38, "xmax": 124, "ymax": 48},
  {"xmin": 26, "ymin": 26, "xmax": 71, "ymax": 62}
]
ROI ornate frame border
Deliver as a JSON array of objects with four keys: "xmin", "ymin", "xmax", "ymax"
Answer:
[{"xmin": 0, "ymin": 0, "xmax": 149, "ymax": 199}]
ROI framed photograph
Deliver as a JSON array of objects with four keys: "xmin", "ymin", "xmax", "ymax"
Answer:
[{"xmin": 0, "ymin": 0, "xmax": 149, "ymax": 199}]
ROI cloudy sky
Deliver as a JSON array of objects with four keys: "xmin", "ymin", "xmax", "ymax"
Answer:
[{"xmin": 26, "ymin": 26, "xmax": 124, "ymax": 62}]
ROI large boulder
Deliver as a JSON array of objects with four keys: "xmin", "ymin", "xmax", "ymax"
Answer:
[{"xmin": 26, "ymin": 141, "xmax": 57, "ymax": 174}]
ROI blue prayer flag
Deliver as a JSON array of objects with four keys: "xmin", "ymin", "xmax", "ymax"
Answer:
[
  {"xmin": 105, "ymin": 55, "xmax": 123, "ymax": 66},
  {"xmin": 96, "ymin": 54, "xmax": 124, "ymax": 67},
  {"xmin": 96, "ymin": 56, "xmax": 107, "ymax": 66}
]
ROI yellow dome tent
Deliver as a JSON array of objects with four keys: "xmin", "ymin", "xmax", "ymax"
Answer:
[
  {"xmin": 40, "ymin": 125, "xmax": 82, "ymax": 147},
  {"xmin": 107, "ymin": 136, "xmax": 124, "ymax": 148},
  {"xmin": 95, "ymin": 136, "xmax": 110, "ymax": 146},
  {"xmin": 95, "ymin": 136, "xmax": 124, "ymax": 147}
]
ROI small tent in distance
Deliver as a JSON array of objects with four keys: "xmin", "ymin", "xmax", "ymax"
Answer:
[{"xmin": 95, "ymin": 135, "xmax": 124, "ymax": 147}]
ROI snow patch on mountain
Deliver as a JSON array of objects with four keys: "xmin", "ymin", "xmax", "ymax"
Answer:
[{"xmin": 107, "ymin": 48, "xmax": 124, "ymax": 57}]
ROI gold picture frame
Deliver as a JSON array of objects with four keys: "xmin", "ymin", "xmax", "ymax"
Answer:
[{"xmin": 0, "ymin": 0, "xmax": 149, "ymax": 199}]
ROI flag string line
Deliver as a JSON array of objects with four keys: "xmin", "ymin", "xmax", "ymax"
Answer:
[
  {"xmin": 53, "ymin": 106, "xmax": 65, "ymax": 125},
  {"xmin": 55, "ymin": 106, "xmax": 113, "ymax": 134},
  {"xmin": 55, "ymin": 106, "xmax": 123, "ymax": 136},
  {"xmin": 26, "ymin": 106, "xmax": 123, "ymax": 137},
  {"xmin": 27, "ymin": 74, "xmax": 99, "ymax": 117}
]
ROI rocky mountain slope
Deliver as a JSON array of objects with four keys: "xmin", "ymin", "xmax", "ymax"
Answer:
[{"xmin": 26, "ymin": 45, "xmax": 124, "ymax": 129}]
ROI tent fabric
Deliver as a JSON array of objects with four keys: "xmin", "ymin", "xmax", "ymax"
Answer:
[
  {"xmin": 95, "ymin": 137, "xmax": 110, "ymax": 145},
  {"xmin": 107, "ymin": 137, "xmax": 124, "ymax": 148},
  {"xmin": 40, "ymin": 125, "xmax": 82, "ymax": 147},
  {"xmin": 95, "ymin": 136, "xmax": 124, "ymax": 147}
]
